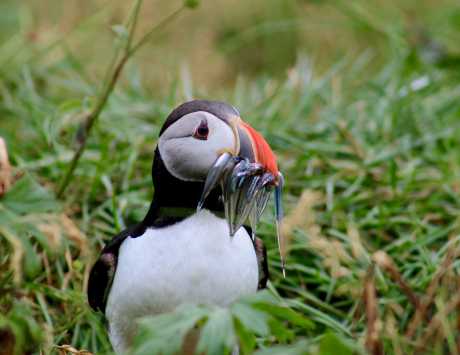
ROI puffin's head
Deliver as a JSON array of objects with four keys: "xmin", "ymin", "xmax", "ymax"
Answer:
[
  {"xmin": 158, "ymin": 100, "xmax": 278, "ymax": 182},
  {"xmin": 155, "ymin": 100, "xmax": 284, "ymax": 269}
]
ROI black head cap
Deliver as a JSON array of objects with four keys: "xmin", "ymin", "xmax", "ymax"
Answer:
[{"xmin": 159, "ymin": 100, "xmax": 240, "ymax": 136}]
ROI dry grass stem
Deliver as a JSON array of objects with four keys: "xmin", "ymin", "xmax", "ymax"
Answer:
[
  {"xmin": 337, "ymin": 120, "xmax": 365, "ymax": 160},
  {"xmin": 41, "ymin": 251, "xmax": 53, "ymax": 285},
  {"xmin": 0, "ymin": 227, "xmax": 24, "ymax": 284},
  {"xmin": 363, "ymin": 267, "xmax": 384, "ymax": 355},
  {"xmin": 60, "ymin": 214, "xmax": 89, "ymax": 256},
  {"xmin": 37, "ymin": 222, "xmax": 62, "ymax": 251},
  {"xmin": 384, "ymin": 312, "xmax": 403, "ymax": 355},
  {"xmin": 57, "ymin": 2, "xmax": 186, "ymax": 197},
  {"xmin": 0, "ymin": 137, "xmax": 12, "ymax": 196},
  {"xmin": 373, "ymin": 251, "xmax": 420, "ymax": 308},
  {"xmin": 347, "ymin": 224, "xmax": 368, "ymax": 260},
  {"xmin": 55, "ymin": 345, "xmax": 93, "ymax": 355},
  {"xmin": 415, "ymin": 293, "xmax": 460, "ymax": 353},
  {"xmin": 61, "ymin": 248, "xmax": 74, "ymax": 290},
  {"xmin": 406, "ymin": 239, "xmax": 459, "ymax": 338}
]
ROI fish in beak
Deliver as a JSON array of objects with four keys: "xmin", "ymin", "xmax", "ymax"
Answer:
[{"xmin": 197, "ymin": 116, "xmax": 286, "ymax": 276}]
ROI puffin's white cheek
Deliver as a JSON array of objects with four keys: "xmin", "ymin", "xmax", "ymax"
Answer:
[
  {"xmin": 159, "ymin": 138, "xmax": 218, "ymax": 181},
  {"xmin": 158, "ymin": 117, "xmax": 235, "ymax": 182}
]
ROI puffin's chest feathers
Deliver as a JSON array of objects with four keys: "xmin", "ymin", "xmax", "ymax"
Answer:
[{"xmin": 105, "ymin": 210, "xmax": 259, "ymax": 324}]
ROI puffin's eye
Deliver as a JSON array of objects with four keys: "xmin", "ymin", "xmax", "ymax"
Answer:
[{"xmin": 193, "ymin": 119, "xmax": 209, "ymax": 140}]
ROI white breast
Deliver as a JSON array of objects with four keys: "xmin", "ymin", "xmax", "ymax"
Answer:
[{"xmin": 105, "ymin": 209, "xmax": 259, "ymax": 354}]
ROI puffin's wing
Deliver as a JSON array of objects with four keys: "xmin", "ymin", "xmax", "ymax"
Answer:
[
  {"xmin": 87, "ymin": 226, "xmax": 138, "ymax": 313},
  {"xmin": 87, "ymin": 251, "xmax": 117, "ymax": 312},
  {"xmin": 253, "ymin": 237, "xmax": 269, "ymax": 289}
]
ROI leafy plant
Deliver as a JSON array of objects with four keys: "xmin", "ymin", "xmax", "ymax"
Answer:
[{"xmin": 133, "ymin": 291, "xmax": 316, "ymax": 355}]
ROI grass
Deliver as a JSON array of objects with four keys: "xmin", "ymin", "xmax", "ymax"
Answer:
[{"xmin": 1, "ymin": 0, "xmax": 460, "ymax": 354}]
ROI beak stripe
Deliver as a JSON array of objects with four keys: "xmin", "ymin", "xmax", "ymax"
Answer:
[{"xmin": 240, "ymin": 121, "xmax": 278, "ymax": 178}]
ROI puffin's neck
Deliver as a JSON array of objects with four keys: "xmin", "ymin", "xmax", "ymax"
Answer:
[{"xmin": 141, "ymin": 149, "xmax": 224, "ymax": 229}]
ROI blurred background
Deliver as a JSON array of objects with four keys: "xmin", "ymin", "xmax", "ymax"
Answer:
[{"xmin": 1, "ymin": 0, "xmax": 459, "ymax": 91}]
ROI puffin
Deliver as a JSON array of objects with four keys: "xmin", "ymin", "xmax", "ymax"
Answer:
[{"xmin": 87, "ymin": 100, "xmax": 284, "ymax": 354}]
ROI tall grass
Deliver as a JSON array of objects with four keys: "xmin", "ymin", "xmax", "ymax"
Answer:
[{"xmin": 1, "ymin": 0, "xmax": 460, "ymax": 354}]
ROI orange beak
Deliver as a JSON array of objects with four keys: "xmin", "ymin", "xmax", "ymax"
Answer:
[{"xmin": 236, "ymin": 119, "xmax": 279, "ymax": 181}]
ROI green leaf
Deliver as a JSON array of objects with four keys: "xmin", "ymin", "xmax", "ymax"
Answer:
[
  {"xmin": 255, "ymin": 303, "xmax": 314, "ymax": 330},
  {"xmin": 267, "ymin": 317, "xmax": 295, "ymax": 343},
  {"xmin": 241, "ymin": 289, "xmax": 279, "ymax": 305},
  {"xmin": 231, "ymin": 302, "xmax": 270, "ymax": 336},
  {"xmin": 20, "ymin": 232, "xmax": 41, "ymax": 279},
  {"xmin": 255, "ymin": 340, "xmax": 310, "ymax": 355},
  {"xmin": 0, "ymin": 175, "xmax": 58, "ymax": 214},
  {"xmin": 133, "ymin": 304, "xmax": 208, "ymax": 355},
  {"xmin": 318, "ymin": 332, "xmax": 357, "ymax": 355},
  {"xmin": 0, "ymin": 225, "xmax": 40, "ymax": 281},
  {"xmin": 196, "ymin": 308, "xmax": 236, "ymax": 355},
  {"xmin": 234, "ymin": 318, "xmax": 257, "ymax": 355}
]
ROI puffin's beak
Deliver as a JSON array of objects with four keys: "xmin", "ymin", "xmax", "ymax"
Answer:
[{"xmin": 197, "ymin": 116, "xmax": 286, "ymax": 274}]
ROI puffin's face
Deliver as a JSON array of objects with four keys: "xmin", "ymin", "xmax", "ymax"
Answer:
[{"xmin": 158, "ymin": 110, "xmax": 238, "ymax": 182}]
